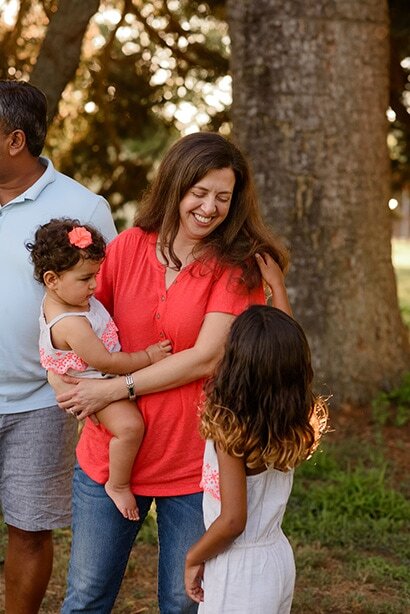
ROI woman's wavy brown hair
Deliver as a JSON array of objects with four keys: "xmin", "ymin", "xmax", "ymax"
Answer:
[
  {"xmin": 135, "ymin": 131, "xmax": 288, "ymax": 289},
  {"xmin": 201, "ymin": 305, "xmax": 328, "ymax": 471}
]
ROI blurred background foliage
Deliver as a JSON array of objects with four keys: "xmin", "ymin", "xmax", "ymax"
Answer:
[
  {"xmin": 0, "ymin": 0, "xmax": 409, "ymax": 228},
  {"xmin": 389, "ymin": 0, "xmax": 410, "ymax": 190}
]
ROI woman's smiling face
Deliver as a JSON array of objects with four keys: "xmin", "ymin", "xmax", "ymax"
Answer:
[{"xmin": 177, "ymin": 167, "xmax": 235, "ymax": 244}]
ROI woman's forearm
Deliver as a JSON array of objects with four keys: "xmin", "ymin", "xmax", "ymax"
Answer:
[
  {"xmin": 55, "ymin": 346, "xmax": 218, "ymax": 417},
  {"xmin": 130, "ymin": 346, "xmax": 214, "ymax": 396},
  {"xmin": 56, "ymin": 312, "xmax": 234, "ymax": 416},
  {"xmin": 59, "ymin": 344, "xmax": 216, "ymax": 414},
  {"xmin": 130, "ymin": 311, "xmax": 234, "ymax": 394}
]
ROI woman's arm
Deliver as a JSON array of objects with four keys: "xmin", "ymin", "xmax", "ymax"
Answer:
[
  {"xmin": 255, "ymin": 252, "xmax": 293, "ymax": 316},
  {"xmin": 184, "ymin": 445, "xmax": 247, "ymax": 603},
  {"xmin": 55, "ymin": 311, "xmax": 235, "ymax": 419}
]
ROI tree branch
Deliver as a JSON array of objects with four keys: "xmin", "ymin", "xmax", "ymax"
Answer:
[{"xmin": 30, "ymin": 0, "xmax": 101, "ymax": 122}]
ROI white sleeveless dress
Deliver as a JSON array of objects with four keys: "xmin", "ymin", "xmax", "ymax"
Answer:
[
  {"xmin": 199, "ymin": 440, "xmax": 296, "ymax": 614},
  {"xmin": 38, "ymin": 295, "xmax": 120, "ymax": 377}
]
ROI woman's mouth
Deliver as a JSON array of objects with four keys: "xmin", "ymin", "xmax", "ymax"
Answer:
[{"xmin": 193, "ymin": 212, "xmax": 214, "ymax": 224}]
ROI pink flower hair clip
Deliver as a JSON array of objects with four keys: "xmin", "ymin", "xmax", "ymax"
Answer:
[{"xmin": 68, "ymin": 227, "xmax": 93, "ymax": 249}]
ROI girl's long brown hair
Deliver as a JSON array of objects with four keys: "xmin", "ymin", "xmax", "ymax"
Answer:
[
  {"xmin": 135, "ymin": 131, "xmax": 288, "ymax": 288},
  {"xmin": 201, "ymin": 306, "xmax": 328, "ymax": 471}
]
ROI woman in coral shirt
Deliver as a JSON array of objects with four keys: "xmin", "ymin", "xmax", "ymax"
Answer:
[{"xmin": 56, "ymin": 132, "xmax": 291, "ymax": 614}]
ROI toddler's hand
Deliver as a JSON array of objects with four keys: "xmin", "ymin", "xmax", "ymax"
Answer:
[{"xmin": 146, "ymin": 339, "xmax": 172, "ymax": 364}]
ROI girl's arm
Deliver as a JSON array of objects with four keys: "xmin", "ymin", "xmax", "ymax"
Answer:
[
  {"xmin": 255, "ymin": 252, "xmax": 293, "ymax": 316},
  {"xmin": 54, "ymin": 311, "xmax": 235, "ymax": 419},
  {"xmin": 54, "ymin": 316, "xmax": 172, "ymax": 374},
  {"xmin": 184, "ymin": 445, "xmax": 247, "ymax": 603}
]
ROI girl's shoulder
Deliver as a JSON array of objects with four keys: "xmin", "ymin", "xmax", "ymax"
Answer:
[{"xmin": 41, "ymin": 295, "xmax": 88, "ymax": 326}]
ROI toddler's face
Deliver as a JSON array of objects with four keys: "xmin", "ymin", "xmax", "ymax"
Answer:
[{"xmin": 52, "ymin": 258, "xmax": 102, "ymax": 308}]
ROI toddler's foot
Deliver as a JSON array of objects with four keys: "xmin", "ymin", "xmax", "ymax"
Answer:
[{"xmin": 105, "ymin": 481, "xmax": 139, "ymax": 521}]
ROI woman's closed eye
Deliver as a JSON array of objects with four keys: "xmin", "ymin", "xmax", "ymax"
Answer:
[
  {"xmin": 217, "ymin": 195, "xmax": 230, "ymax": 203},
  {"xmin": 191, "ymin": 190, "xmax": 230, "ymax": 203},
  {"xmin": 192, "ymin": 190, "xmax": 206, "ymax": 198}
]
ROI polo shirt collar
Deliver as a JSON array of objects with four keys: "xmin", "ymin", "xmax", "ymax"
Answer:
[{"xmin": 7, "ymin": 157, "xmax": 55, "ymax": 205}]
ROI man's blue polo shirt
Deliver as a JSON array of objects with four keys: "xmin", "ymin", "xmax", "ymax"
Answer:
[{"xmin": 0, "ymin": 157, "xmax": 117, "ymax": 413}]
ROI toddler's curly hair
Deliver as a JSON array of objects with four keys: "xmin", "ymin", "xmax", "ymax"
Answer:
[
  {"xmin": 201, "ymin": 305, "xmax": 328, "ymax": 471},
  {"xmin": 27, "ymin": 218, "xmax": 106, "ymax": 284}
]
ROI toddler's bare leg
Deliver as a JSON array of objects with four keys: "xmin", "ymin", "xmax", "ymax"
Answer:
[{"xmin": 97, "ymin": 400, "xmax": 144, "ymax": 521}]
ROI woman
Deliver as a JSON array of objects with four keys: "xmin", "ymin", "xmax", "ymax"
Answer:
[{"xmin": 56, "ymin": 132, "xmax": 290, "ymax": 613}]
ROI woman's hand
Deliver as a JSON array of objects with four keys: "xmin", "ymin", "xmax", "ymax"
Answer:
[
  {"xmin": 256, "ymin": 252, "xmax": 293, "ymax": 316},
  {"xmin": 184, "ymin": 560, "xmax": 204, "ymax": 603},
  {"xmin": 49, "ymin": 373, "xmax": 124, "ymax": 421}
]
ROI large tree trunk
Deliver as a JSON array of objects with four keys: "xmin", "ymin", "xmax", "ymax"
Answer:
[
  {"xmin": 228, "ymin": 0, "xmax": 410, "ymax": 404},
  {"xmin": 30, "ymin": 0, "xmax": 101, "ymax": 122}
]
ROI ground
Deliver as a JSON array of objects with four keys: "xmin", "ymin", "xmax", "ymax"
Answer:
[{"xmin": 1, "ymin": 401, "xmax": 409, "ymax": 613}]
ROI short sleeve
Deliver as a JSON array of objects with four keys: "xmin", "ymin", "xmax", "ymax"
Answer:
[
  {"xmin": 206, "ymin": 266, "xmax": 266, "ymax": 316},
  {"xmin": 95, "ymin": 227, "xmax": 148, "ymax": 319},
  {"xmin": 95, "ymin": 235, "xmax": 118, "ymax": 315},
  {"xmin": 88, "ymin": 197, "xmax": 118, "ymax": 244}
]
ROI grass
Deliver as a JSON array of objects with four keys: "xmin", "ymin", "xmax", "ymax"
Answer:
[
  {"xmin": 372, "ymin": 372, "xmax": 410, "ymax": 427},
  {"xmin": 284, "ymin": 434, "xmax": 410, "ymax": 613},
  {"xmin": 285, "ymin": 453, "xmax": 409, "ymax": 548}
]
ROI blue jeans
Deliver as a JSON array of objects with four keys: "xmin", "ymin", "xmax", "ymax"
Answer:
[{"xmin": 61, "ymin": 466, "xmax": 204, "ymax": 613}]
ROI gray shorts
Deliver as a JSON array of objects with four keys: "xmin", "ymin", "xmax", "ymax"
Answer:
[{"xmin": 0, "ymin": 405, "xmax": 77, "ymax": 531}]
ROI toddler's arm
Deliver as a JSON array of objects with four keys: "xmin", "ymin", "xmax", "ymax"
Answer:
[
  {"xmin": 145, "ymin": 340, "xmax": 172, "ymax": 365},
  {"xmin": 256, "ymin": 252, "xmax": 293, "ymax": 316},
  {"xmin": 54, "ymin": 315, "xmax": 172, "ymax": 375}
]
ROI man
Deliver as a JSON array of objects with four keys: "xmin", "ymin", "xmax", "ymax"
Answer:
[{"xmin": 0, "ymin": 80, "xmax": 117, "ymax": 613}]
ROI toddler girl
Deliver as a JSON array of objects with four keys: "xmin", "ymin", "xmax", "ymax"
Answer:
[
  {"xmin": 27, "ymin": 218, "xmax": 171, "ymax": 521},
  {"xmin": 185, "ymin": 304, "xmax": 328, "ymax": 613}
]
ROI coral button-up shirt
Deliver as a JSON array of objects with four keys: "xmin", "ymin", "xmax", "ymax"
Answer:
[{"xmin": 77, "ymin": 227, "xmax": 265, "ymax": 496}]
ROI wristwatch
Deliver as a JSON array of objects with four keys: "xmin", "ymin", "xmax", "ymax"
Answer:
[{"xmin": 125, "ymin": 374, "xmax": 136, "ymax": 400}]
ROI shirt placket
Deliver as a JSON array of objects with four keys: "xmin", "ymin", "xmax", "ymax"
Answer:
[{"xmin": 155, "ymin": 278, "xmax": 168, "ymax": 340}]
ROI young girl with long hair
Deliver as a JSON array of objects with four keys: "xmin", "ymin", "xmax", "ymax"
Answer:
[
  {"xmin": 185, "ymin": 305, "xmax": 328, "ymax": 613},
  {"xmin": 27, "ymin": 218, "xmax": 171, "ymax": 520}
]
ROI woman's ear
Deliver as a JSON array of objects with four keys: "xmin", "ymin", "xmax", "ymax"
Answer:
[{"xmin": 43, "ymin": 270, "xmax": 59, "ymax": 289}]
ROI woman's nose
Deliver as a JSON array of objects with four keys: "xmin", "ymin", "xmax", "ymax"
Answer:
[{"xmin": 199, "ymin": 196, "xmax": 216, "ymax": 214}]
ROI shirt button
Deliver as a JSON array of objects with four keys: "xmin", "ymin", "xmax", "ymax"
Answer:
[
  {"xmin": 159, "ymin": 332, "xmax": 164, "ymax": 338},
  {"xmin": 161, "ymin": 295, "xmax": 166, "ymax": 301},
  {"xmin": 156, "ymin": 313, "xmax": 160, "ymax": 319}
]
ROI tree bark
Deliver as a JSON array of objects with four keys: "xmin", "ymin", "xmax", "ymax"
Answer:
[
  {"xmin": 30, "ymin": 0, "xmax": 101, "ymax": 122},
  {"xmin": 228, "ymin": 0, "xmax": 410, "ymax": 404}
]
